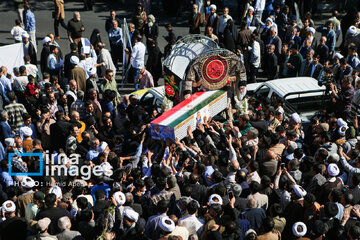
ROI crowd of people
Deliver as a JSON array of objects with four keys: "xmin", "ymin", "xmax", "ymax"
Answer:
[{"xmin": 2, "ymin": 0, "xmax": 360, "ymax": 240}]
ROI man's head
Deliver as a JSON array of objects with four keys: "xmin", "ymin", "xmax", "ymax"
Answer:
[
  {"xmin": 112, "ymin": 20, "xmax": 118, "ymax": 29},
  {"xmin": 270, "ymin": 27, "xmax": 277, "ymax": 37},
  {"xmin": 73, "ymin": 11, "xmax": 81, "ymax": 21},
  {"xmin": 22, "ymin": 113, "xmax": 32, "ymax": 127},
  {"xmin": 207, "ymin": 27, "xmax": 214, "ymax": 36},
  {"xmin": 306, "ymin": 49, "xmax": 314, "ymax": 61},
  {"xmin": 349, "ymin": 46, "xmax": 357, "ymax": 57},
  {"xmin": 45, "ymin": 193, "xmax": 57, "ymax": 208},
  {"xmin": 110, "ymin": 10, "xmax": 116, "ymax": 19},
  {"xmin": 50, "ymin": 45, "xmax": 58, "ymax": 54},
  {"xmin": 192, "ymin": 4, "xmax": 198, "ymax": 13},
  {"xmin": 89, "ymin": 89, "xmax": 97, "ymax": 100},
  {"xmin": 19, "ymin": 65, "xmax": 27, "ymax": 76},
  {"xmin": 136, "ymin": 34, "xmax": 143, "ymax": 43},
  {"xmin": 129, "ymin": 23, "xmax": 135, "ymax": 32},
  {"xmin": 320, "ymin": 36, "xmax": 327, "ymax": 45},
  {"xmin": 313, "ymin": 54, "xmax": 320, "ymax": 65},
  {"xmin": 223, "ymin": 7, "xmax": 229, "ymax": 16},
  {"xmin": 326, "ymin": 21, "xmax": 333, "ymax": 30},
  {"xmin": 267, "ymin": 44, "xmax": 275, "ymax": 54},
  {"xmin": 69, "ymin": 79, "xmax": 77, "ymax": 91},
  {"xmin": 105, "ymin": 69, "xmax": 114, "ymax": 81},
  {"xmin": 341, "ymin": 75, "xmax": 353, "ymax": 88},
  {"xmin": 58, "ymin": 216, "xmax": 71, "ymax": 231}
]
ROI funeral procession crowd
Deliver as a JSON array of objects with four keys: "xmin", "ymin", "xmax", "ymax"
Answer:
[{"xmin": 3, "ymin": 0, "xmax": 360, "ymax": 240}]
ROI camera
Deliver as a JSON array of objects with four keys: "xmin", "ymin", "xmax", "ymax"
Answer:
[
  {"xmin": 318, "ymin": 75, "xmax": 335, "ymax": 94},
  {"xmin": 318, "ymin": 75, "xmax": 335, "ymax": 87}
]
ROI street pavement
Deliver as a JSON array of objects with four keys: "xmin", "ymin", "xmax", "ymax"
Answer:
[{"xmin": 0, "ymin": 0, "xmax": 336, "ymax": 94}]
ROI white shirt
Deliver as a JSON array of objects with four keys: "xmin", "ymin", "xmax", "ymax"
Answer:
[
  {"xmin": 11, "ymin": 26, "xmax": 26, "ymax": 41},
  {"xmin": 249, "ymin": 41, "xmax": 261, "ymax": 68},
  {"xmin": 217, "ymin": 15, "xmax": 233, "ymax": 34},
  {"xmin": 131, "ymin": 42, "xmax": 146, "ymax": 69},
  {"xmin": 25, "ymin": 63, "xmax": 39, "ymax": 79},
  {"xmin": 178, "ymin": 214, "xmax": 204, "ymax": 236},
  {"xmin": 14, "ymin": 76, "xmax": 28, "ymax": 91},
  {"xmin": 254, "ymin": 0, "xmax": 266, "ymax": 11}
]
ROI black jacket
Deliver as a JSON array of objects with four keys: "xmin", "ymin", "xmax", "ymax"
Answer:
[
  {"xmin": 143, "ymin": 23, "xmax": 159, "ymax": 45},
  {"xmin": 26, "ymin": 42, "xmax": 37, "ymax": 65},
  {"xmin": 50, "ymin": 119, "xmax": 71, "ymax": 150},
  {"xmin": 36, "ymin": 207, "xmax": 72, "ymax": 235}
]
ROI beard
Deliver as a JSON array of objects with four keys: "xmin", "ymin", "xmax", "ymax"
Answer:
[
  {"xmin": 238, "ymin": 89, "xmax": 247, "ymax": 100},
  {"xmin": 148, "ymin": 22, "xmax": 153, "ymax": 27}
]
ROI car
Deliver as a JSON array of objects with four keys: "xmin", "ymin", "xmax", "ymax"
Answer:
[
  {"xmin": 140, "ymin": 86, "xmax": 165, "ymax": 110},
  {"xmin": 247, "ymin": 77, "xmax": 330, "ymax": 124}
]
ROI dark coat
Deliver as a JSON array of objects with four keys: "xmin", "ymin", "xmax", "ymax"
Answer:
[
  {"xmin": 266, "ymin": 52, "xmax": 278, "ymax": 79},
  {"xmin": 206, "ymin": 14, "xmax": 219, "ymax": 34},
  {"xmin": 40, "ymin": 45, "xmax": 51, "ymax": 74},
  {"xmin": 268, "ymin": 35, "xmax": 282, "ymax": 56},
  {"xmin": 64, "ymin": 51, "xmax": 78, "ymax": 79},
  {"xmin": 287, "ymin": 53, "xmax": 303, "ymax": 77},
  {"xmin": 143, "ymin": 23, "xmax": 159, "ymax": 46},
  {"xmin": 36, "ymin": 207, "xmax": 72, "ymax": 235},
  {"xmin": 189, "ymin": 12, "xmax": 203, "ymax": 34},
  {"xmin": 27, "ymin": 42, "xmax": 37, "ymax": 65},
  {"xmin": 146, "ymin": 44, "xmax": 163, "ymax": 83},
  {"xmin": 315, "ymin": 44, "xmax": 329, "ymax": 64},
  {"xmin": 50, "ymin": 119, "xmax": 71, "ymax": 150}
]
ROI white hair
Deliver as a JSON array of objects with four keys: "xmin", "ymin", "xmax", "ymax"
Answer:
[{"xmin": 58, "ymin": 216, "xmax": 71, "ymax": 230}]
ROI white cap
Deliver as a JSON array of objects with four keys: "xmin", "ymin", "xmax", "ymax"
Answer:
[
  {"xmin": 2, "ymin": 200, "xmax": 16, "ymax": 213},
  {"xmin": 97, "ymin": 142, "xmax": 108, "ymax": 153},
  {"xmin": 20, "ymin": 126, "xmax": 33, "ymax": 138},
  {"xmin": 123, "ymin": 208, "xmax": 139, "ymax": 222},
  {"xmin": 5, "ymin": 138, "xmax": 15, "ymax": 147},
  {"xmin": 307, "ymin": 27, "xmax": 315, "ymax": 34},
  {"xmin": 159, "ymin": 216, "xmax": 175, "ymax": 233},
  {"xmin": 291, "ymin": 113, "xmax": 301, "ymax": 124},
  {"xmin": 337, "ymin": 118, "xmax": 347, "ymax": 127},
  {"xmin": 292, "ymin": 222, "xmax": 307, "ymax": 237},
  {"xmin": 100, "ymin": 162, "xmax": 113, "ymax": 177},
  {"xmin": 42, "ymin": 36, "xmax": 51, "ymax": 44},
  {"xmin": 245, "ymin": 229, "xmax": 257, "ymax": 237},
  {"xmin": 328, "ymin": 163, "xmax": 340, "ymax": 177},
  {"xmin": 338, "ymin": 125, "xmax": 349, "ymax": 137},
  {"xmin": 348, "ymin": 26, "xmax": 357, "ymax": 35},
  {"xmin": 248, "ymin": 6, "xmax": 254, "ymax": 12},
  {"xmin": 70, "ymin": 56, "xmax": 80, "ymax": 65},
  {"xmin": 113, "ymin": 191, "xmax": 126, "ymax": 206},
  {"xmin": 22, "ymin": 32, "xmax": 29, "ymax": 39},
  {"xmin": 209, "ymin": 194, "xmax": 223, "ymax": 206},
  {"xmin": 88, "ymin": 67, "xmax": 97, "ymax": 77},
  {"xmin": 37, "ymin": 217, "xmax": 51, "ymax": 232},
  {"xmin": 266, "ymin": 18, "xmax": 273, "ymax": 25},
  {"xmin": 49, "ymin": 186, "xmax": 62, "ymax": 199},
  {"xmin": 21, "ymin": 177, "xmax": 35, "ymax": 189},
  {"xmin": 333, "ymin": 52, "xmax": 344, "ymax": 59},
  {"xmin": 209, "ymin": 4, "xmax": 217, "ymax": 11},
  {"xmin": 293, "ymin": 184, "xmax": 307, "ymax": 198}
]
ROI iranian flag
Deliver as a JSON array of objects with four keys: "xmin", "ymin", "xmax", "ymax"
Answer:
[{"xmin": 150, "ymin": 90, "xmax": 227, "ymax": 140}]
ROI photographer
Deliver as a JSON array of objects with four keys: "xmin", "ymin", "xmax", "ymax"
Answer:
[{"xmin": 330, "ymin": 75, "xmax": 355, "ymax": 121}]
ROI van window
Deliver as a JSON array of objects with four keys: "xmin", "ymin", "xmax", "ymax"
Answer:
[
  {"xmin": 255, "ymin": 85, "xmax": 270, "ymax": 98},
  {"xmin": 141, "ymin": 92, "xmax": 155, "ymax": 106}
]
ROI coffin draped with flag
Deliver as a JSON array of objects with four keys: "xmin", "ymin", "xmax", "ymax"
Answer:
[{"xmin": 150, "ymin": 90, "xmax": 227, "ymax": 140}]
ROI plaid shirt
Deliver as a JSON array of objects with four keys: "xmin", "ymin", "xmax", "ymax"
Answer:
[
  {"xmin": 4, "ymin": 102, "xmax": 27, "ymax": 132},
  {"xmin": 12, "ymin": 157, "xmax": 28, "ymax": 173}
]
